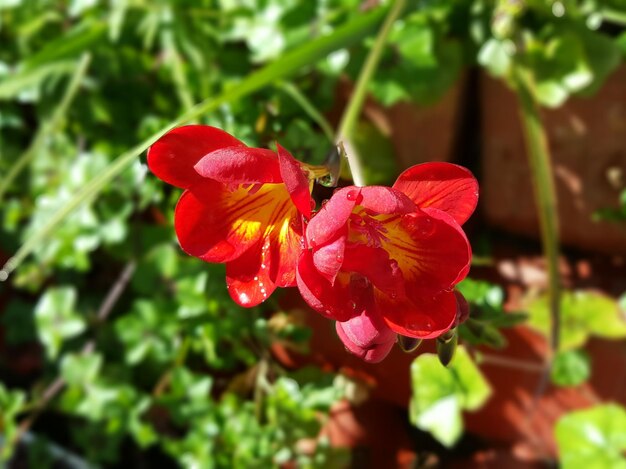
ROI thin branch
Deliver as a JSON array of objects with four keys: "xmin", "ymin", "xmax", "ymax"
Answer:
[
  {"xmin": 96, "ymin": 261, "xmax": 137, "ymax": 323},
  {"xmin": 12, "ymin": 261, "xmax": 136, "ymax": 447},
  {"xmin": 478, "ymin": 352, "xmax": 545, "ymax": 373}
]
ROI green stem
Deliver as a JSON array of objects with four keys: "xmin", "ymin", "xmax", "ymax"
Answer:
[
  {"xmin": 336, "ymin": 0, "xmax": 405, "ymax": 186},
  {"xmin": 277, "ymin": 80, "xmax": 335, "ymax": 142},
  {"xmin": 515, "ymin": 69, "xmax": 561, "ymax": 358},
  {"xmin": 0, "ymin": 7, "xmax": 386, "ymax": 281},
  {"xmin": 0, "ymin": 53, "xmax": 91, "ymax": 203},
  {"xmin": 601, "ymin": 8, "xmax": 626, "ymax": 25}
]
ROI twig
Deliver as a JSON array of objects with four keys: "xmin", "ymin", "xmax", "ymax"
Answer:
[
  {"xmin": 96, "ymin": 261, "xmax": 137, "ymax": 323},
  {"xmin": 12, "ymin": 261, "xmax": 136, "ymax": 447},
  {"xmin": 478, "ymin": 352, "xmax": 545, "ymax": 373}
]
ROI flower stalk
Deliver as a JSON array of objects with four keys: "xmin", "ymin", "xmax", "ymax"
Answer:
[
  {"xmin": 336, "ymin": 0, "xmax": 406, "ymax": 186},
  {"xmin": 515, "ymin": 69, "xmax": 561, "ymax": 359}
]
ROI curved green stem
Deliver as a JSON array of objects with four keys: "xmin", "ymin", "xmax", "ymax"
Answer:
[
  {"xmin": 515, "ymin": 69, "xmax": 561, "ymax": 358},
  {"xmin": 0, "ymin": 8, "xmax": 386, "ymax": 281},
  {"xmin": 336, "ymin": 0, "xmax": 405, "ymax": 186}
]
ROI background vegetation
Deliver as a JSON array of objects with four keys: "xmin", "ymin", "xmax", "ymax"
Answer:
[{"xmin": 1, "ymin": 1, "xmax": 625, "ymax": 467}]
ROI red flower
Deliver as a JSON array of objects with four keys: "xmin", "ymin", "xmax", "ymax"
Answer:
[
  {"xmin": 147, "ymin": 125, "xmax": 313, "ymax": 307},
  {"xmin": 296, "ymin": 163, "xmax": 478, "ymax": 362}
]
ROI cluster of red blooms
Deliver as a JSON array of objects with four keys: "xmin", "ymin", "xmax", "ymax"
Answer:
[{"xmin": 148, "ymin": 125, "xmax": 478, "ymax": 363}]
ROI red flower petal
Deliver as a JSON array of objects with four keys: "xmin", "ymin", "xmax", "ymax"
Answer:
[
  {"xmin": 267, "ymin": 215, "xmax": 302, "ymax": 288},
  {"xmin": 147, "ymin": 125, "xmax": 244, "ymax": 189},
  {"xmin": 336, "ymin": 307, "xmax": 395, "ymax": 349},
  {"xmin": 226, "ymin": 237, "xmax": 277, "ymax": 307},
  {"xmin": 342, "ymin": 244, "xmax": 404, "ymax": 299},
  {"xmin": 277, "ymin": 143, "xmax": 312, "ymax": 219},
  {"xmin": 306, "ymin": 191, "xmax": 357, "ymax": 249},
  {"xmin": 393, "ymin": 162, "xmax": 478, "ymax": 225},
  {"xmin": 175, "ymin": 181, "xmax": 295, "ymax": 264},
  {"xmin": 194, "ymin": 146, "xmax": 282, "ymax": 184},
  {"xmin": 422, "ymin": 207, "xmax": 472, "ymax": 285},
  {"xmin": 312, "ymin": 233, "xmax": 346, "ymax": 284},
  {"xmin": 381, "ymin": 207, "xmax": 471, "ymax": 294},
  {"xmin": 357, "ymin": 186, "xmax": 416, "ymax": 215},
  {"xmin": 225, "ymin": 210, "xmax": 301, "ymax": 306},
  {"xmin": 174, "ymin": 187, "xmax": 257, "ymax": 263},
  {"xmin": 377, "ymin": 289, "xmax": 458, "ymax": 339},
  {"xmin": 296, "ymin": 251, "xmax": 355, "ymax": 322},
  {"xmin": 335, "ymin": 311, "xmax": 396, "ymax": 363}
]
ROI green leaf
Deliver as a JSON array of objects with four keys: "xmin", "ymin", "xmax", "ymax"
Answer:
[
  {"xmin": 556, "ymin": 404, "xmax": 626, "ymax": 469},
  {"xmin": 577, "ymin": 28, "xmax": 622, "ymax": 96},
  {"xmin": 35, "ymin": 286, "xmax": 86, "ymax": 359},
  {"xmin": 61, "ymin": 352, "xmax": 103, "ymax": 386},
  {"xmin": 534, "ymin": 79, "xmax": 569, "ymax": 108},
  {"xmin": 0, "ymin": 383, "xmax": 26, "ymax": 460},
  {"xmin": 115, "ymin": 300, "xmax": 177, "ymax": 365},
  {"xmin": 0, "ymin": 60, "xmax": 77, "ymax": 100},
  {"xmin": 457, "ymin": 278, "xmax": 504, "ymax": 309},
  {"xmin": 409, "ymin": 346, "xmax": 491, "ymax": 447},
  {"xmin": 528, "ymin": 290, "xmax": 626, "ymax": 350},
  {"xmin": 478, "ymin": 38, "xmax": 512, "ymax": 77},
  {"xmin": 170, "ymin": 367, "xmax": 212, "ymax": 402},
  {"xmin": 551, "ymin": 350, "xmax": 591, "ymax": 387},
  {"xmin": 23, "ymin": 22, "xmax": 106, "ymax": 70}
]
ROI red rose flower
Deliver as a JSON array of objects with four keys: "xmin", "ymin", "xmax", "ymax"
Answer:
[
  {"xmin": 296, "ymin": 163, "xmax": 478, "ymax": 362},
  {"xmin": 147, "ymin": 125, "xmax": 313, "ymax": 307}
]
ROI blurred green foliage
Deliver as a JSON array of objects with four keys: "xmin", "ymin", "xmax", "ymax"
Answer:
[
  {"xmin": 0, "ymin": 0, "xmax": 625, "ymax": 466},
  {"xmin": 477, "ymin": 0, "xmax": 625, "ymax": 106},
  {"xmin": 409, "ymin": 346, "xmax": 491, "ymax": 447},
  {"xmin": 556, "ymin": 404, "xmax": 626, "ymax": 469},
  {"xmin": 528, "ymin": 290, "xmax": 626, "ymax": 350}
]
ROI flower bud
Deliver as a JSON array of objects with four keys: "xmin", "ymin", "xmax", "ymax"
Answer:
[
  {"xmin": 397, "ymin": 335, "xmax": 423, "ymax": 353},
  {"xmin": 436, "ymin": 328, "xmax": 458, "ymax": 367},
  {"xmin": 335, "ymin": 310, "xmax": 397, "ymax": 363}
]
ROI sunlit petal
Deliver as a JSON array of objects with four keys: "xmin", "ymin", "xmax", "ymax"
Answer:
[
  {"xmin": 377, "ymin": 289, "xmax": 458, "ymax": 339},
  {"xmin": 194, "ymin": 147, "xmax": 281, "ymax": 184},
  {"xmin": 296, "ymin": 251, "xmax": 356, "ymax": 322},
  {"xmin": 393, "ymin": 162, "xmax": 478, "ymax": 225},
  {"xmin": 147, "ymin": 125, "xmax": 244, "ymax": 189},
  {"xmin": 277, "ymin": 143, "xmax": 313, "ymax": 219},
  {"xmin": 175, "ymin": 181, "xmax": 295, "ymax": 264},
  {"xmin": 226, "ymin": 237, "xmax": 277, "ymax": 307},
  {"xmin": 312, "ymin": 233, "xmax": 346, "ymax": 284},
  {"xmin": 381, "ymin": 207, "xmax": 471, "ymax": 294}
]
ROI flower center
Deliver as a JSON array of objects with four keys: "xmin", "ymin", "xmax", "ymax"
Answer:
[{"xmin": 348, "ymin": 209, "xmax": 392, "ymax": 248}]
